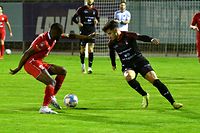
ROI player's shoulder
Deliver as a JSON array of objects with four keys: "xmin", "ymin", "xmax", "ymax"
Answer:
[
  {"xmin": 115, "ymin": 10, "xmax": 121, "ymax": 14},
  {"xmin": 92, "ymin": 6, "xmax": 99, "ymax": 11},
  {"xmin": 122, "ymin": 31, "xmax": 138, "ymax": 39},
  {"xmin": 194, "ymin": 12, "xmax": 200, "ymax": 17},
  {"xmin": 0, "ymin": 14, "xmax": 7, "ymax": 19},
  {"xmin": 78, "ymin": 5, "xmax": 87, "ymax": 10}
]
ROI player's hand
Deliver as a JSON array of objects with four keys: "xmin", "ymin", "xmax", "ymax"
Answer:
[
  {"xmin": 112, "ymin": 66, "xmax": 116, "ymax": 71},
  {"xmin": 194, "ymin": 27, "xmax": 199, "ymax": 31},
  {"xmin": 88, "ymin": 32, "xmax": 99, "ymax": 38},
  {"xmin": 10, "ymin": 68, "xmax": 20, "ymax": 75},
  {"xmin": 151, "ymin": 38, "xmax": 160, "ymax": 45},
  {"xmin": 61, "ymin": 33, "xmax": 69, "ymax": 38},
  {"xmin": 78, "ymin": 22, "xmax": 83, "ymax": 28},
  {"xmin": 10, "ymin": 32, "xmax": 13, "ymax": 37},
  {"xmin": 114, "ymin": 20, "xmax": 120, "ymax": 23}
]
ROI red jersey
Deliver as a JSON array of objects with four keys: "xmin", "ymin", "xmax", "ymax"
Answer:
[
  {"xmin": 29, "ymin": 32, "xmax": 56, "ymax": 60},
  {"xmin": 0, "ymin": 14, "xmax": 8, "ymax": 30},
  {"xmin": 191, "ymin": 12, "xmax": 200, "ymax": 29}
]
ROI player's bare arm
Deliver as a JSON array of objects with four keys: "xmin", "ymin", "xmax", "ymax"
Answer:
[
  {"xmin": 6, "ymin": 21, "xmax": 13, "ymax": 37},
  {"xmin": 62, "ymin": 33, "xmax": 98, "ymax": 40},
  {"xmin": 10, "ymin": 47, "xmax": 36, "ymax": 75}
]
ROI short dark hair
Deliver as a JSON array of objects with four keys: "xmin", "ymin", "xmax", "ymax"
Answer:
[
  {"xmin": 0, "ymin": 6, "xmax": 3, "ymax": 10},
  {"xmin": 50, "ymin": 23, "xmax": 63, "ymax": 33},
  {"xmin": 120, "ymin": 0, "xmax": 126, "ymax": 4},
  {"xmin": 102, "ymin": 20, "xmax": 118, "ymax": 32}
]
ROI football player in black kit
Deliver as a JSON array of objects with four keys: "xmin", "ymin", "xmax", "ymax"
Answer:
[
  {"xmin": 72, "ymin": 0, "xmax": 100, "ymax": 74},
  {"xmin": 102, "ymin": 20, "xmax": 183, "ymax": 109}
]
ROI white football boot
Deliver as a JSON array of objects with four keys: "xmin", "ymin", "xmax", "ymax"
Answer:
[
  {"xmin": 88, "ymin": 67, "xmax": 93, "ymax": 74},
  {"xmin": 141, "ymin": 93, "xmax": 150, "ymax": 109},
  {"xmin": 39, "ymin": 106, "xmax": 58, "ymax": 114},
  {"xmin": 172, "ymin": 102, "xmax": 183, "ymax": 109}
]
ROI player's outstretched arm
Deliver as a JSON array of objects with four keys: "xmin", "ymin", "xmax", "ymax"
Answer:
[
  {"xmin": 62, "ymin": 32, "xmax": 98, "ymax": 40},
  {"xmin": 10, "ymin": 47, "xmax": 35, "ymax": 75}
]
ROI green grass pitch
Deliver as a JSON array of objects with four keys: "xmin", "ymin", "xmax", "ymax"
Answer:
[{"xmin": 0, "ymin": 53, "xmax": 200, "ymax": 133}]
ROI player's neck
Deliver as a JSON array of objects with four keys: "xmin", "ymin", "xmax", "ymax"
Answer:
[{"xmin": 87, "ymin": 5, "xmax": 93, "ymax": 9}]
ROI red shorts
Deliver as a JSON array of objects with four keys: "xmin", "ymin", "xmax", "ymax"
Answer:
[
  {"xmin": 24, "ymin": 58, "xmax": 51, "ymax": 78},
  {"xmin": 0, "ymin": 30, "xmax": 6, "ymax": 40}
]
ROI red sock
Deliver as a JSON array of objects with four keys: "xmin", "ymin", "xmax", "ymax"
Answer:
[
  {"xmin": 1, "ymin": 45, "xmax": 4, "ymax": 57},
  {"xmin": 43, "ymin": 85, "xmax": 54, "ymax": 106},
  {"xmin": 54, "ymin": 75, "xmax": 65, "ymax": 95}
]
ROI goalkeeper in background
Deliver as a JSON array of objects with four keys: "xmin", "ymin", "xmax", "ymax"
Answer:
[
  {"xmin": 102, "ymin": 20, "xmax": 183, "ymax": 109},
  {"xmin": 72, "ymin": 0, "xmax": 100, "ymax": 74},
  {"xmin": 114, "ymin": 1, "xmax": 131, "ymax": 31}
]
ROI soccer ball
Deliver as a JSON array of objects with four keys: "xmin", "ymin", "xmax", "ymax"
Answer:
[
  {"xmin": 5, "ymin": 49, "xmax": 12, "ymax": 55},
  {"xmin": 63, "ymin": 94, "xmax": 78, "ymax": 108}
]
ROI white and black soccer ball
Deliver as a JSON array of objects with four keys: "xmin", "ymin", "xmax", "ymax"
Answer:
[
  {"xmin": 5, "ymin": 49, "xmax": 12, "ymax": 55},
  {"xmin": 64, "ymin": 94, "xmax": 78, "ymax": 108}
]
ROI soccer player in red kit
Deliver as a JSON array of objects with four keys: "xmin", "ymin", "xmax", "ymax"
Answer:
[
  {"xmin": 10, "ymin": 23, "xmax": 97, "ymax": 114},
  {"xmin": 190, "ymin": 12, "xmax": 200, "ymax": 63},
  {"xmin": 0, "ymin": 5, "xmax": 13, "ymax": 59}
]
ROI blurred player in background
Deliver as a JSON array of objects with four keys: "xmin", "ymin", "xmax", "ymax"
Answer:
[
  {"xmin": 102, "ymin": 20, "xmax": 183, "ymax": 109},
  {"xmin": 114, "ymin": 1, "xmax": 131, "ymax": 31},
  {"xmin": 72, "ymin": 0, "xmax": 99, "ymax": 74},
  {"xmin": 10, "ymin": 23, "xmax": 96, "ymax": 114},
  {"xmin": 0, "ymin": 5, "xmax": 12, "ymax": 60},
  {"xmin": 190, "ymin": 12, "xmax": 200, "ymax": 63}
]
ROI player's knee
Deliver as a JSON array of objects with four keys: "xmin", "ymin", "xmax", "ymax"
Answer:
[
  {"xmin": 49, "ymin": 79, "xmax": 56, "ymax": 87},
  {"xmin": 60, "ymin": 67, "xmax": 67, "ymax": 75},
  {"xmin": 124, "ymin": 70, "xmax": 136, "ymax": 81}
]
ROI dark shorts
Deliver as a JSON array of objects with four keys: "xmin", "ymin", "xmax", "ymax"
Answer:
[
  {"xmin": 122, "ymin": 58, "xmax": 154, "ymax": 77},
  {"xmin": 79, "ymin": 26, "xmax": 96, "ymax": 46}
]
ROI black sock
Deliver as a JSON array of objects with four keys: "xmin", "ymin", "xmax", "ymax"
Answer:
[
  {"xmin": 128, "ymin": 79, "xmax": 147, "ymax": 96},
  {"xmin": 80, "ymin": 53, "xmax": 85, "ymax": 64},
  {"xmin": 153, "ymin": 79, "xmax": 175, "ymax": 105},
  {"xmin": 88, "ymin": 53, "xmax": 93, "ymax": 67}
]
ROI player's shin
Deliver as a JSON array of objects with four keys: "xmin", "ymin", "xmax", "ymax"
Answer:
[
  {"xmin": 153, "ymin": 79, "xmax": 175, "ymax": 104},
  {"xmin": 128, "ymin": 79, "xmax": 147, "ymax": 96},
  {"xmin": 0, "ymin": 44, "xmax": 4, "ymax": 57},
  {"xmin": 80, "ymin": 52, "xmax": 85, "ymax": 64},
  {"xmin": 88, "ymin": 52, "xmax": 93, "ymax": 67},
  {"xmin": 43, "ymin": 85, "xmax": 54, "ymax": 106},
  {"xmin": 54, "ymin": 75, "xmax": 65, "ymax": 95}
]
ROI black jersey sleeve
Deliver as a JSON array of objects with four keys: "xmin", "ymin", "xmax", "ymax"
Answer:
[
  {"xmin": 95, "ymin": 9, "xmax": 100, "ymax": 22},
  {"xmin": 137, "ymin": 35, "xmax": 153, "ymax": 42},
  {"xmin": 108, "ymin": 42, "xmax": 116, "ymax": 67},
  {"xmin": 72, "ymin": 7, "xmax": 82, "ymax": 24}
]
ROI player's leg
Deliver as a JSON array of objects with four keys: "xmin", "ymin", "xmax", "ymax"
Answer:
[
  {"xmin": 24, "ymin": 61, "xmax": 58, "ymax": 113},
  {"xmin": 0, "ymin": 31, "xmax": 5, "ymax": 59},
  {"xmin": 196, "ymin": 34, "xmax": 200, "ymax": 63},
  {"xmin": 145, "ymin": 70, "xmax": 183, "ymax": 109},
  {"xmin": 48, "ymin": 64, "xmax": 67, "ymax": 95},
  {"xmin": 124, "ymin": 69, "xmax": 149, "ymax": 108},
  {"xmin": 88, "ymin": 43, "xmax": 94, "ymax": 74},
  {"xmin": 80, "ymin": 42, "xmax": 86, "ymax": 73},
  {"xmin": 36, "ymin": 69, "xmax": 58, "ymax": 114},
  {"xmin": 0, "ymin": 40, "xmax": 4, "ymax": 59}
]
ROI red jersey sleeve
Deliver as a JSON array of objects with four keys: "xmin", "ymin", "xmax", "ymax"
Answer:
[{"xmin": 31, "ymin": 34, "xmax": 49, "ymax": 52}]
